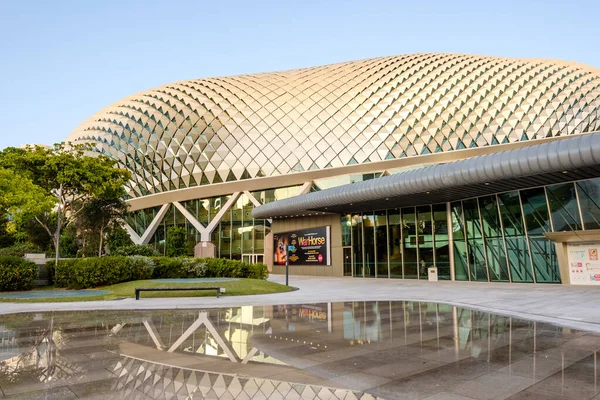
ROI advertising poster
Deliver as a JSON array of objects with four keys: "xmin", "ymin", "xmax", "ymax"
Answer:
[
  {"xmin": 567, "ymin": 242, "xmax": 600, "ymax": 285},
  {"xmin": 273, "ymin": 226, "xmax": 331, "ymax": 266}
]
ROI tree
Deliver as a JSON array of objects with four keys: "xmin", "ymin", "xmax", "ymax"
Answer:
[
  {"xmin": 166, "ymin": 226, "xmax": 187, "ymax": 257},
  {"xmin": 0, "ymin": 168, "xmax": 53, "ymax": 219},
  {"xmin": 0, "ymin": 144, "xmax": 131, "ymax": 258},
  {"xmin": 107, "ymin": 224, "xmax": 134, "ymax": 253},
  {"xmin": 79, "ymin": 194, "xmax": 129, "ymax": 256}
]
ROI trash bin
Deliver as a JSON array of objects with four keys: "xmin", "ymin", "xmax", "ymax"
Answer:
[{"xmin": 428, "ymin": 267, "xmax": 438, "ymax": 282}]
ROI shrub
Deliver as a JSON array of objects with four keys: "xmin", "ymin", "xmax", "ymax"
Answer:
[
  {"xmin": 54, "ymin": 256, "xmax": 153, "ymax": 289},
  {"xmin": 0, "ymin": 243, "xmax": 43, "ymax": 257},
  {"xmin": 112, "ymin": 244, "xmax": 158, "ymax": 257},
  {"xmin": 0, "ymin": 256, "xmax": 38, "ymax": 291},
  {"xmin": 151, "ymin": 257, "xmax": 185, "ymax": 278},
  {"xmin": 107, "ymin": 225, "xmax": 134, "ymax": 252},
  {"xmin": 128, "ymin": 256, "xmax": 155, "ymax": 280},
  {"xmin": 50, "ymin": 259, "xmax": 76, "ymax": 287},
  {"xmin": 245, "ymin": 262, "xmax": 269, "ymax": 280},
  {"xmin": 182, "ymin": 258, "xmax": 207, "ymax": 277},
  {"xmin": 166, "ymin": 227, "xmax": 187, "ymax": 257},
  {"xmin": 53, "ymin": 255, "xmax": 268, "ymax": 288}
]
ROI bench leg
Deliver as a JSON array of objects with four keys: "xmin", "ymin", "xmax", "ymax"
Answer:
[
  {"xmin": 135, "ymin": 290, "xmax": 140, "ymax": 300},
  {"xmin": 216, "ymin": 288, "xmax": 219, "ymax": 298}
]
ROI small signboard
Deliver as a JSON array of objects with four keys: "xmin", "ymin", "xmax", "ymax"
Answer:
[{"xmin": 567, "ymin": 242, "xmax": 600, "ymax": 285}]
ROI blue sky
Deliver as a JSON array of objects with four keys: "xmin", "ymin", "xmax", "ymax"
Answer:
[{"xmin": 1, "ymin": 0, "xmax": 599, "ymax": 149}]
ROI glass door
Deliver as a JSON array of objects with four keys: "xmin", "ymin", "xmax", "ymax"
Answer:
[
  {"xmin": 343, "ymin": 247, "xmax": 353, "ymax": 276},
  {"xmin": 242, "ymin": 254, "xmax": 264, "ymax": 264}
]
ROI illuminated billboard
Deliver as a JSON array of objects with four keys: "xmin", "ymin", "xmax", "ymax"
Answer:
[{"xmin": 273, "ymin": 226, "xmax": 331, "ymax": 266}]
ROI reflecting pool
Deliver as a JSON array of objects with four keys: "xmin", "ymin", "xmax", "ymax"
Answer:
[{"xmin": 1, "ymin": 302, "xmax": 599, "ymax": 399}]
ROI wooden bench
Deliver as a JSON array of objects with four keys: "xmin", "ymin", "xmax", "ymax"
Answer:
[{"xmin": 135, "ymin": 287, "xmax": 224, "ymax": 300}]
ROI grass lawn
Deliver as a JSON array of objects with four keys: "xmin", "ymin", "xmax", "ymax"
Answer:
[{"xmin": 0, "ymin": 278, "xmax": 294, "ymax": 302}]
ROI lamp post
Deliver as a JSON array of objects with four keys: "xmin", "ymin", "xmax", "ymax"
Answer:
[{"xmin": 51, "ymin": 184, "xmax": 63, "ymax": 266}]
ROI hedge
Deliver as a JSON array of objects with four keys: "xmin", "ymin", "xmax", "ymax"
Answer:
[
  {"xmin": 51, "ymin": 256, "xmax": 154, "ymax": 289},
  {"xmin": 152, "ymin": 257, "xmax": 268, "ymax": 280},
  {"xmin": 51, "ymin": 256, "xmax": 268, "ymax": 289},
  {"xmin": 0, "ymin": 256, "xmax": 38, "ymax": 291}
]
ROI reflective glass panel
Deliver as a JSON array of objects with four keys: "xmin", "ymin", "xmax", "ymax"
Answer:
[
  {"xmin": 402, "ymin": 207, "xmax": 418, "ymax": 279},
  {"xmin": 497, "ymin": 192, "xmax": 534, "ymax": 283},
  {"xmin": 451, "ymin": 202, "xmax": 469, "ymax": 281},
  {"xmin": 547, "ymin": 183, "xmax": 582, "ymax": 231},
  {"xmin": 417, "ymin": 206, "xmax": 433, "ymax": 279},
  {"xmin": 577, "ymin": 178, "xmax": 600, "ymax": 230},
  {"xmin": 463, "ymin": 199, "xmax": 488, "ymax": 282},
  {"xmin": 432, "ymin": 204, "xmax": 450, "ymax": 280},
  {"xmin": 351, "ymin": 214, "xmax": 363, "ymax": 277},
  {"xmin": 479, "ymin": 196, "xmax": 509, "ymax": 282},
  {"xmin": 529, "ymin": 236, "xmax": 561, "ymax": 283},
  {"xmin": 520, "ymin": 188, "xmax": 551, "ymax": 235},
  {"xmin": 375, "ymin": 210, "xmax": 389, "ymax": 278},
  {"xmin": 363, "ymin": 214, "xmax": 376, "ymax": 278},
  {"xmin": 388, "ymin": 209, "xmax": 402, "ymax": 278},
  {"xmin": 341, "ymin": 214, "xmax": 352, "ymax": 247}
]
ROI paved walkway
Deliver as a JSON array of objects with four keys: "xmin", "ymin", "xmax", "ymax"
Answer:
[{"xmin": 2, "ymin": 275, "xmax": 600, "ymax": 333}]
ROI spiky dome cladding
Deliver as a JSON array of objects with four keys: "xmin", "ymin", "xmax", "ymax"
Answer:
[{"xmin": 68, "ymin": 53, "xmax": 600, "ymax": 198}]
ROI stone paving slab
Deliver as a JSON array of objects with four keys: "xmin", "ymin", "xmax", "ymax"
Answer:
[{"xmin": 1, "ymin": 275, "xmax": 600, "ymax": 333}]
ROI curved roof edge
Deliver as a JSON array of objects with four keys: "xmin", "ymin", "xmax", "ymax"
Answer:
[{"xmin": 252, "ymin": 132, "xmax": 600, "ymax": 219}]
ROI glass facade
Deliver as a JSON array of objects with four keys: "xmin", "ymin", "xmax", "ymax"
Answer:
[
  {"xmin": 128, "ymin": 177, "xmax": 600, "ymax": 284},
  {"xmin": 345, "ymin": 205, "xmax": 452, "ymax": 280},
  {"xmin": 343, "ymin": 177, "xmax": 600, "ymax": 284},
  {"xmin": 130, "ymin": 186, "xmax": 301, "ymax": 257}
]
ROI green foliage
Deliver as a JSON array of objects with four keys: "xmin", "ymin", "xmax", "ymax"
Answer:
[
  {"xmin": 151, "ymin": 257, "xmax": 268, "ymax": 280},
  {"xmin": 0, "ymin": 256, "xmax": 38, "ymax": 291},
  {"xmin": 53, "ymin": 256, "xmax": 153, "ymax": 289},
  {"xmin": 52, "ymin": 254, "xmax": 268, "ymax": 289},
  {"xmin": 107, "ymin": 225, "xmax": 134, "ymax": 252},
  {"xmin": 0, "ymin": 168, "xmax": 54, "ymax": 223},
  {"xmin": 112, "ymin": 244, "xmax": 159, "ymax": 257},
  {"xmin": 151, "ymin": 257, "xmax": 185, "ymax": 278},
  {"xmin": 59, "ymin": 226, "xmax": 79, "ymax": 258},
  {"xmin": 0, "ymin": 144, "xmax": 131, "ymax": 258},
  {"xmin": 79, "ymin": 195, "xmax": 129, "ymax": 256},
  {"xmin": 166, "ymin": 226, "xmax": 187, "ymax": 257},
  {"xmin": 0, "ymin": 243, "xmax": 43, "ymax": 257}
]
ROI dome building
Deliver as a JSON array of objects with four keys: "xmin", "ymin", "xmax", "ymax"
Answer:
[{"xmin": 68, "ymin": 53, "xmax": 600, "ymax": 284}]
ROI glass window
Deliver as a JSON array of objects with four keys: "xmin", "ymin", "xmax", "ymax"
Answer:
[
  {"xmin": 529, "ymin": 236, "xmax": 561, "ymax": 283},
  {"xmin": 417, "ymin": 206, "xmax": 433, "ymax": 279},
  {"xmin": 432, "ymin": 204, "xmax": 450, "ymax": 280},
  {"xmin": 375, "ymin": 210, "xmax": 389, "ymax": 278},
  {"xmin": 520, "ymin": 187, "xmax": 551, "ymax": 235},
  {"xmin": 519, "ymin": 187, "xmax": 561, "ymax": 283},
  {"xmin": 388, "ymin": 209, "xmax": 402, "ymax": 278},
  {"xmin": 341, "ymin": 214, "xmax": 352, "ymax": 247},
  {"xmin": 547, "ymin": 183, "xmax": 582, "ymax": 231},
  {"xmin": 363, "ymin": 213, "xmax": 376, "ymax": 278},
  {"xmin": 463, "ymin": 199, "xmax": 488, "ymax": 282},
  {"xmin": 451, "ymin": 201, "xmax": 469, "ymax": 281},
  {"xmin": 577, "ymin": 178, "xmax": 600, "ymax": 230},
  {"xmin": 497, "ymin": 192, "xmax": 534, "ymax": 283},
  {"xmin": 478, "ymin": 196, "xmax": 509, "ymax": 282},
  {"xmin": 402, "ymin": 207, "xmax": 418, "ymax": 279},
  {"xmin": 351, "ymin": 214, "xmax": 363, "ymax": 277},
  {"xmin": 254, "ymin": 220, "xmax": 265, "ymax": 253}
]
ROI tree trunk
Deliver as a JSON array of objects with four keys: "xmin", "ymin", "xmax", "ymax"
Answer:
[{"xmin": 98, "ymin": 226, "xmax": 104, "ymax": 257}]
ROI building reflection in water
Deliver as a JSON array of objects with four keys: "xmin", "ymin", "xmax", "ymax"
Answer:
[{"xmin": 0, "ymin": 303, "xmax": 599, "ymax": 399}]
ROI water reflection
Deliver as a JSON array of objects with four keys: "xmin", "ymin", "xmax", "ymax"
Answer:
[{"xmin": 1, "ymin": 303, "xmax": 599, "ymax": 399}]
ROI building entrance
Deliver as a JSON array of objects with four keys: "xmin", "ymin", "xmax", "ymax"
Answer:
[
  {"xmin": 242, "ymin": 254, "xmax": 264, "ymax": 264},
  {"xmin": 343, "ymin": 247, "xmax": 353, "ymax": 276}
]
